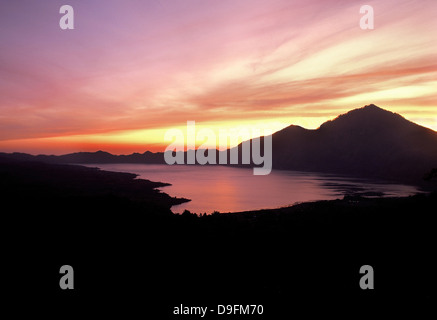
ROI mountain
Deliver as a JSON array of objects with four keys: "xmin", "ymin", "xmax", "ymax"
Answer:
[
  {"xmin": 264, "ymin": 104, "xmax": 437, "ymax": 182},
  {"xmin": 0, "ymin": 150, "xmax": 165, "ymax": 164},
  {"xmin": 1, "ymin": 104, "xmax": 436, "ymax": 183}
]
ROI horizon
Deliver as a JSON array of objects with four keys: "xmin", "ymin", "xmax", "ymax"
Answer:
[
  {"xmin": 3, "ymin": 104, "xmax": 435, "ymax": 157},
  {"xmin": 1, "ymin": 1, "xmax": 436, "ymax": 155}
]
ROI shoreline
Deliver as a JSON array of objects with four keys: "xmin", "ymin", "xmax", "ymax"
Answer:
[
  {"xmin": 1, "ymin": 154, "xmax": 435, "ymax": 217},
  {"xmin": 1, "ymin": 150, "xmax": 434, "ymax": 187},
  {"xmin": 2, "ymin": 154, "xmax": 436, "ymax": 310},
  {"xmin": 85, "ymin": 162, "xmax": 426, "ymax": 215}
]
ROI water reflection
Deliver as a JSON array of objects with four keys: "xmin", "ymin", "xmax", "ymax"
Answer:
[{"xmin": 87, "ymin": 164, "xmax": 421, "ymax": 214}]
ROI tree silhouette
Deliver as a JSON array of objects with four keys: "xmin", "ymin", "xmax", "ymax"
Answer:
[{"xmin": 424, "ymin": 168, "xmax": 437, "ymax": 181}]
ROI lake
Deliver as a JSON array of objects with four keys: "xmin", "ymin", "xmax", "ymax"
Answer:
[{"xmin": 83, "ymin": 164, "xmax": 422, "ymax": 214}]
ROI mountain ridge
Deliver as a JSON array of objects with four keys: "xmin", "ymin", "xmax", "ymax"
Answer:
[
  {"xmin": 1, "ymin": 104, "xmax": 436, "ymax": 184},
  {"xmin": 265, "ymin": 104, "xmax": 437, "ymax": 182}
]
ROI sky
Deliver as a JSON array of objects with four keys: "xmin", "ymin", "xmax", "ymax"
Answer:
[{"xmin": 0, "ymin": 0, "xmax": 436, "ymax": 155}]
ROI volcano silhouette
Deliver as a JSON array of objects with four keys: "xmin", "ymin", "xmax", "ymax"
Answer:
[{"xmin": 262, "ymin": 104, "xmax": 437, "ymax": 181}]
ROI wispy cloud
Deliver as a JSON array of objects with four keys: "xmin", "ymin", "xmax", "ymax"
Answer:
[{"xmin": 0, "ymin": 0, "xmax": 436, "ymax": 153}]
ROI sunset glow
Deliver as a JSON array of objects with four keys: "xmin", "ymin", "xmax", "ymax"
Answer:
[{"xmin": 0, "ymin": 0, "xmax": 436, "ymax": 155}]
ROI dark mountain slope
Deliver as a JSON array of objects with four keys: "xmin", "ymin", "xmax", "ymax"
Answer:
[{"xmin": 268, "ymin": 104, "xmax": 437, "ymax": 182}]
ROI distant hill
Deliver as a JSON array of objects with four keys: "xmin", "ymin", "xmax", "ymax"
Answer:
[
  {"xmin": 1, "ymin": 104, "xmax": 436, "ymax": 183},
  {"xmin": 0, "ymin": 150, "xmax": 165, "ymax": 164}
]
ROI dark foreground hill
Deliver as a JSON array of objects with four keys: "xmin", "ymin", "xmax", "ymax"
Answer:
[
  {"xmin": 0, "ymin": 157, "xmax": 188, "ymax": 211},
  {"xmin": 1, "ymin": 157, "xmax": 436, "ymax": 317}
]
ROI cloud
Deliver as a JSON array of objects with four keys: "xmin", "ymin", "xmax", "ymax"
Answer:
[{"xmin": 0, "ymin": 0, "xmax": 436, "ymax": 153}]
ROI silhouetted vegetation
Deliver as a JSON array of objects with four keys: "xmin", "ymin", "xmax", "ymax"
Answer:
[
  {"xmin": 1, "ymin": 156, "xmax": 436, "ymax": 317},
  {"xmin": 424, "ymin": 168, "xmax": 437, "ymax": 181}
]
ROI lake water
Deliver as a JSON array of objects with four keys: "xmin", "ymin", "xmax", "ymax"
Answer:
[{"xmin": 84, "ymin": 164, "xmax": 421, "ymax": 214}]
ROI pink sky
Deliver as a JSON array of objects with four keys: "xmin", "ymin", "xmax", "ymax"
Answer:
[{"xmin": 0, "ymin": 0, "xmax": 436, "ymax": 154}]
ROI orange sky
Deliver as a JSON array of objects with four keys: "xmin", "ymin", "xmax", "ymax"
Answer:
[{"xmin": 0, "ymin": 0, "xmax": 436, "ymax": 155}]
